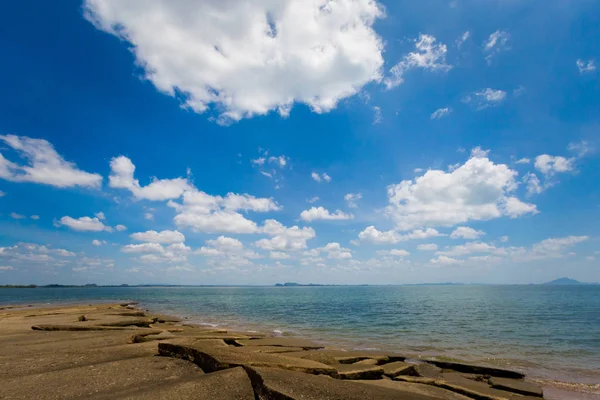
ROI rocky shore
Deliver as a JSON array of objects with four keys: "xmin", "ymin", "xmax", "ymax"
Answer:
[{"xmin": 0, "ymin": 303, "xmax": 552, "ymax": 399}]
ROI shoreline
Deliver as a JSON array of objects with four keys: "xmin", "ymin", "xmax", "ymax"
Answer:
[{"xmin": 2, "ymin": 300, "xmax": 599, "ymax": 399}]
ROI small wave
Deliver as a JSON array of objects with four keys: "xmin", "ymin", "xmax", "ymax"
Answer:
[{"xmin": 273, "ymin": 329, "xmax": 284, "ymax": 336}]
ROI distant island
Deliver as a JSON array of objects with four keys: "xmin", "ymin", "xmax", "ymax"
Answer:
[{"xmin": 543, "ymin": 277, "xmax": 598, "ymax": 285}]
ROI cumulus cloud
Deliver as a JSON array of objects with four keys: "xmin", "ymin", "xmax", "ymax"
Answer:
[
  {"xmin": 463, "ymin": 88, "xmax": 507, "ymax": 110},
  {"xmin": 255, "ymin": 219, "xmax": 316, "ymax": 251},
  {"xmin": 430, "ymin": 107, "xmax": 452, "ymax": 120},
  {"xmin": 376, "ymin": 249, "xmax": 410, "ymax": 257},
  {"xmin": 483, "ymin": 30, "xmax": 510, "ymax": 64},
  {"xmin": 91, "ymin": 239, "xmax": 107, "ymax": 246},
  {"xmin": 576, "ymin": 59, "xmax": 596, "ymax": 74},
  {"xmin": 196, "ymin": 236, "xmax": 260, "ymax": 261},
  {"xmin": 450, "ymin": 226, "xmax": 485, "ymax": 240},
  {"xmin": 358, "ymin": 226, "xmax": 443, "ymax": 244},
  {"xmin": 0, "ymin": 135, "xmax": 101, "ymax": 188},
  {"xmin": 311, "ymin": 242, "xmax": 352, "ymax": 259},
  {"xmin": 300, "ymin": 206, "xmax": 353, "ymax": 222},
  {"xmin": 430, "ymin": 255, "xmax": 463, "ymax": 265},
  {"xmin": 0, "ymin": 243, "xmax": 76, "ymax": 266},
  {"xmin": 417, "ymin": 243, "xmax": 438, "ymax": 251},
  {"xmin": 85, "ymin": 0, "xmax": 385, "ymax": 123},
  {"xmin": 344, "ymin": 193, "xmax": 363, "ymax": 208},
  {"xmin": 385, "ymin": 150, "xmax": 537, "ymax": 230},
  {"xmin": 57, "ymin": 216, "xmax": 109, "ymax": 232},
  {"xmin": 384, "ymin": 34, "xmax": 452, "ymax": 89},
  {"xmin": 130, "ymin": 230, "xmax": 185, "ymax": 244},
  {"xmin": 515, "ymin": 158, "xmax": 530, "ymax": 164},
  {"xmin": 169, "ymin": 190, "xmax": 280, "ymax": 234},
  {"xmin": 523, "ymin": 172, "xmax": 543, "ymax": 196},
  {"xmin": 10, "ymin": 212, "xmax": 25, "ymax": 220},
  {"xmin": 534, "ymin": 155, "xmax": 575, "ymax": 175},
  {"xmin": 311, "ymin": 172, "xmax": 332, "ymax": 183},
  {"xmin": 109, "ymin": 156, "xmax": 193, "ymax": 201},
  {"xmin": 115, "ymin": 224, "xmax": 127, "ymax": 231}
]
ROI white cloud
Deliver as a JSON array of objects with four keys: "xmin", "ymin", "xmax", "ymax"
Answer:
[
  {"xmin": 268, "ymin": 156, "xmax": 288, "ymax": 168},
  {"xmin": 0, "ymin": 243, "xmax": 76, "ymax": 266},
  {"xmin": 523, "ymin": 172, "xmax": 543, "ymax": 196},
  {"xmin": 384, "ymin": 34, "xmax": 452, "ymax": 89},
  {"xmin": 144, "ymin": 212, "xmax": 154, "ymax": 220},
  {"xmin": 568, "ymin": 140, "xmax": 590, "ymax": 157},
  {"xmin": 0, "ymin": 135, "xmax": 102, "ymax": 188},
  {"xmin": 515, "ymin": 158, "xmax": 530, "ymax": 164},
  {"xmin": 307, "ymin": 196, "xmax": 320, "ymax": 204},
  {"xmin": 450, "ymin": 226, "xmax": 485, "ymax": 240},
  {"xmin": 372, "ymin": 106, "xmax": 383, "ymax": 124},
  {"xmin": 57, "ymin": 216, "xmax": 108, "ymax": 232},
  {"xmin": 534, "ymin": 154, "xmax": 575, "ymax": 175},
  {"xmin": 252, "ymin": 157, "xmax": 266, "ymax": 166},
  {"xmin": 300, "ymin": 206, "xmax": 353, "ymax": 222},
  {"xmin": 10, "ymin": 212, "xmax": 25, "ymax": 220},
  {"xmin": 270, "ymin": 251, "xmax": 290, "ymax": 260},
  {"xmin": 463, "ymin": 88, "xmax": 507, "ymax": 110},
  {"xmin": 417, "ymin": 243, "xmax": 438, "ymax": 251},
  {"xmin": 576, "ymin": 59, "xmax": 596, "ymax": 74},
  {"xmin": 483, "ymin": 30, "xmax": 510, "ymax": 64},
  {"xmin": 500, "ymin": 236, "xmax": 509, "ymax": 243},
  {"xmin": 311, "ymin": 172, "xmax": 331, "ymax": 183},
  {"xmin": 385, "ymin": 150, "xmax": 537, "ymax": 230},
  {"xmin": 109, "ymin": 156, "xmax": 192, "ymax": 201},
  {"xmin": 344, "ymin": 193, "xmax": 363, "ymax": 208},
  {"xmin": 430, "ymin": 255, "xmax": 463, "ymax": 265},
  {"xmin": 0, "ymin": 190, "xmax": 4, "ymax": 197},
  {"xmin": 376, "ymin": 249, "xmax": 410, "ymax": 257},
  {"xmin": 30, "ymin": 215, "xmax": 40, "ymax": 220},
  {"xmin": 95, "ymin": 211, "xmax": 106, "ymax": 220},
  {"xmin": 255, "ymin": 219, "xmax": 316, "ymax": 251},
  {"xmin": 85, "ymin": 0, "xmax": 385, "ymax": 123},
  {"xmin": 115, "ymin": 224, "xmax": 127, "ymax": 231},
  {"xmin": 92, "ymin": 239, "xmax": 107, "ymax": 246},
  {"xmin": 358, "ymin": 226, "xmax": 443, "ymax": 244},
  {"xmin": 384, "ymin": 34, "xmax": 451, "ymax": 90},
  {"xmin": 456, "ymin": 31, "xmax": 470, "ymax": 48},
  {"xmin": 430, "ymin": 107, "xmax": 452, "ymax": 120},
  {"xmin": 312, "ymin": 242, "xmax": 352, "ymax": 259},
  {"xmin": 170, "ymin": 190, "xmax": 280, "ymax": 234},
  {"xmin": 130, "ymin": 230, "xmax": 185, "ymax": 244},
  {"xmin": 0, "ymin": 266, "xmax": 14, "ymax": 271}
]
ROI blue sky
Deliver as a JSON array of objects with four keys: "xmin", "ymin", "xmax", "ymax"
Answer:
[{"xmin": 1, "ymin": 0, "xmax": 599, "ymax": 285}]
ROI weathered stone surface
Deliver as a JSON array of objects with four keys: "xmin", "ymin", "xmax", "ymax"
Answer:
[
  {"xmin": 245, "ymin": 366, "xmax": 440, "ymax": 400},
  {"xmin": 99, "ymin": 318, "xmax": 155, "ymax": 327},
  {"xmin": 151, "ymin": 314, "xmax": 182, "ymax": 323},
  {"xmin": 110, "ymin": 311, "xmax": 146, "ymax": 317},
  {"xmin": 104, "ymin": 367, "xmax": 255, "ymax": 400},
  {"xmin": 413, "ymin": 363, "xmax": 443, "ymax": 379},
  {"xmin": 425, "ymin": 360, "xmax": 525, "ymax": 379},
  {"xmin": 159, "ymin": 340, "xmax": 337, "ymax": 375},
  {"xmin": 489, "ymin": 377, "xmax": 544, "ymax": 397},
  {"xmin": 382, "ymin": 361, "xmax": 416, "ymax": 377},
  {"xmin": 334, "ymin": 363, "xmax": 384, "ymax": 380},
  {"xmin": 129, "ymin": 330, "xmax": 175, "ymax": 343},
  {"xmin": 32, "ymin": 324, "xmax": 131, "ymax": 331},
  {"xmin": 234, "ymin": 345, "xmax": 304, "ymax": 354},
  {"xmin": 352, "ymin": 379, "xmax": 473, "ymax": 399},
  {"xmin": 235, "ymin": 337, "xmax": 324, "ymax": 350},
  {"xmin": 283, "ymin": 350, "xmax": 390, "ymax": 365},
  {"xmin": 353, "ymin": 358, "xmax": 379, "ymax": 365},
  {"xmin": 0, "ymin": 356, "xmax": 202, "ymax": 400}
]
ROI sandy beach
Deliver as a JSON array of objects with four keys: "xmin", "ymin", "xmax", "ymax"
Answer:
[{"xmin": 1, "ymin": 302, "xmax": 579, "ymax": 399}]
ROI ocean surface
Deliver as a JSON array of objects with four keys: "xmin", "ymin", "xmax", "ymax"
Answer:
[{"xmin": 2, "ymin": 285, "xmax": 599, "ymax": 397}]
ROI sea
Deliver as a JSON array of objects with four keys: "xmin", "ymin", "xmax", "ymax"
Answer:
[{"xmin": 2, "ymin": 285, "xmax": 599, "ymax": 398}]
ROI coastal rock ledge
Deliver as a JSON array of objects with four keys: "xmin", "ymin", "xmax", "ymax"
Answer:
[{"xmin": 0, "ymin": 303, "xmax": 544, "ymax": 399}]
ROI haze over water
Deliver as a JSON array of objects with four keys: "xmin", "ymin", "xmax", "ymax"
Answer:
[{"xmin": 3, "ymin": 284, "xmax": 599, "ymax": 393}]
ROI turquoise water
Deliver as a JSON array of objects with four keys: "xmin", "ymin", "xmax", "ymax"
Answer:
[{"xmin": 2, "ymin": 285, "xmax": 599, "ymax": 390}]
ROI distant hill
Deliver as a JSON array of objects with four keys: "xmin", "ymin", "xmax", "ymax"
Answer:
[{"xmin": 543, "ymin": 277, "xmax": 587, "ymax": 285}]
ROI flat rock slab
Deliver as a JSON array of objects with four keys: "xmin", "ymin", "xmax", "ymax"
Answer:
[
  {"xmin": 235, "ymin": 337, "xmax": 324, "ymax": 350},
  {"xmin": 234, "ymin": 345, "xmax": 304, "ymax": 354},
  {"xmin": 283, "ymin": 350, "xmax": 390, "ymax": 365},
  {"xmin": 31, "ymin": 324, "xmax": 132, "ymax": 331},
  {"xmin": 96, "ymin": 367, "xmax": 255, "ymax": 400},
  {"xmin": 352, "ymin": 379, "xmax": 473, "ymax": 400},
  {"xmin": 382, "ymin": 361, "xmax": 416, "ymax": 377},
  {"xmin": 0, "ymin": 356, "xmax": 202, "ymax": 400},
  {"xmin": 489, "ymin": 377, "xmax": 544, "ymax": 397},
  {"xmin": 413, "ymin": 363, "xmax": 443, "ymax": 379},
  {"xmin": 159, "ymin": 340, "xmax": 337, "ymax": 376},
  {"xmin": 353, "ymin": 358, "xmax": 379, "ymax": 365},
  {"xmin": 245, "ymin": 366, "xmax": 441, "ymax": 400},
  {"xmin": 334, "ymin": 363, "xmax": 384, "ymax": 380},
  {"xmin": 425, "ymin": 360, "xmax": 525, "ymax": 379}
]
